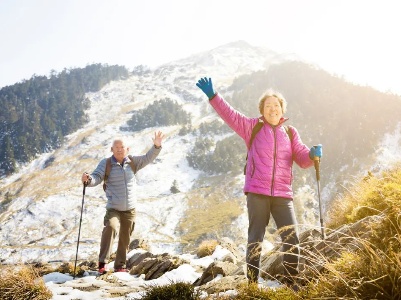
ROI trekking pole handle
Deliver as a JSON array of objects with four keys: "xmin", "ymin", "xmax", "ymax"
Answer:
[
  {"xmin": 313, "ymin": 144, "xmax": 322, "ymax": 181},
  {"xmin": 83, "ymin": 182, "xmax": 88, "ymax": 195},
  {"xmin": 313, "ymin": 157, "xmax": 320, "ymax": 181}
]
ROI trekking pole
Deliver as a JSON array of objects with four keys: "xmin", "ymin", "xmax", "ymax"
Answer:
[
  {"xmin": 73, "ymin": 182, "xmax": 87, "ymax": 279},
  {"xmin": 313, "ymin": 148, "xmax": 325, "ymax": 240}
]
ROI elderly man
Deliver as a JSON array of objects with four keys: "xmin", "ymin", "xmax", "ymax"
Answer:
[{"xmin": 81, "ymin": 131, "xmax": 164, "ymax": 273}]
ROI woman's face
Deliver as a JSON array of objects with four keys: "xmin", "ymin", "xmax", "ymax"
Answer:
[{"xmin": 263, "ymin": 96, "xmax": 283, "ymax": 125}]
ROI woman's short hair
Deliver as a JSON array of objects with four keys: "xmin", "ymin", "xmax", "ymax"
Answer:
[{"xmin": 258, "ymin": 89, "xmax": 287, "ymax": 115}]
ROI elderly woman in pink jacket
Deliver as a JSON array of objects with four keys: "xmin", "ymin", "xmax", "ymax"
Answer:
[{"xmin": 196, "ymin": 77, "xmax": 322, "ymax": 286}]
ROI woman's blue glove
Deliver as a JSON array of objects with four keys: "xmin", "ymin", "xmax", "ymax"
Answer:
[
  {"xmin": 309, "ymin": 144, "xmax": 323, "ymax": 160},
  {"xmin": 196, "ymin": 77, "xmax": 216, "ymax": 99}
]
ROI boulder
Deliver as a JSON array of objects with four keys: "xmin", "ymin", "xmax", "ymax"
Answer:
[
  {"xmin": 194, "ymin": 261, "xmax": 238, "ymax": 286},
  {"xmin": 127, "ymin": 251, "xmax": 153, "ymax": 269},
  {"xmin": 201, "ymin": 275, "xmax": 247, "ymax": 295},
  {"xmin": 129, "ymin": 239, "xmax": 150, "ymax": 251},
  {"xmin": 129, "ymin": 253, "xmax": 189, "ymax": 280}
]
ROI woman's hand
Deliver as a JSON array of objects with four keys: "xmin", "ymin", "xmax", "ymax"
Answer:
[
  {"xmin": 309, "ymin": 144, "xmax": 323, "ymax": 160},
  {"xmin": 196, "ymin": 77, "xmax": 216, "ymax": 99}
]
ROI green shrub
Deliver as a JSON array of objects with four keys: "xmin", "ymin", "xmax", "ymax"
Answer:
[
  {"xmin": 140, "ymin": 281, "xmax": 201, "ymax": 300},
  {"xmin": 125, "ymin": 98, "xmax": 191, "ymax": 131},
  {"xmin": 198, "ymin": 120, "xmax": 231, "ymax": 136},
  {"xmin": 186, "ymin": 134, "xmax": 245, "ymax": 174}
]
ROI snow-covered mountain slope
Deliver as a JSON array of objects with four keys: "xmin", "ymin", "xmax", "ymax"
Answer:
[
  {"xmin": 2, "ymin": 40, "xmax": 401, "ymax": 266},
  {"xmin": 0, "ymin": 41, "xmax": 286, "ymax": 264}
]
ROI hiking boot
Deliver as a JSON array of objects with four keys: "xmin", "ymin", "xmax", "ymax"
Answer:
[
  {"xmin": 114, "ymin": 267, "xmax": 128, "ymax": 273},
  {"xmin": 98, "ymin": 262, "xmax": 106, "ymax": 274}
]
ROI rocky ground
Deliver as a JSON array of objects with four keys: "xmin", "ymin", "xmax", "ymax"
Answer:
[{"xmin": 41, "ymin": 214, "xmax": 379, "ymax": 299}]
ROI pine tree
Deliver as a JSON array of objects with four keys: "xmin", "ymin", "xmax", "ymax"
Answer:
[
  {"xmin": 170, "ymin": 180, "xmax": 180, "ymax": 194},
  {"xmin": 0, "ymin": 136, "xmax": 16, "ymax": 174}
]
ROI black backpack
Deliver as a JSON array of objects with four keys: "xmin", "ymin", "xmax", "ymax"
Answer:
[{"xmin": 244, "ymin": 120, "xmax": 294, "ymax": 175}]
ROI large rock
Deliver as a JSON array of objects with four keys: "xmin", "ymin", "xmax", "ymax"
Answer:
[
  {"xmin": 129, "ymin": 239, "xmax": 150, "ymax": 251},
  {"xmin": 200, "ymin": 275, "xmax": 247, "ymax": 295},
  {"xmin": 129, "ymin": 253, "xmax": 189, "ymax": 280},
  {"xmin": 126, "ymin": 251, "xmax": 153, "ymax": 269},
  {"xmin": 301, "ymin": 214, "xmax": 384, "ymax": 276},
  {"xmin": 194, "ymin": 261, "xmax": 238, "ymax": 286},
  {"xmin": 129, "ymin": 257, "xmax": 158, "ymax": 276},
  {"xmin": 257, "ymin": 214, "xmax": 385, "ymax": 281},
  {"xmin": 219, "ymin": 237, "xmax": 244, "ymax": 264}
]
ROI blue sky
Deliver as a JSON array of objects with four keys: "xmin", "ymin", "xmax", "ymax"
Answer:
[{"xmin": 1, "ymin": 0, "xmax": 400, "ymax": 94}]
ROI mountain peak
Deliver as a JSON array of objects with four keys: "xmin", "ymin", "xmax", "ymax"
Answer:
[
  {"xmin": 214, "ymin": 40, "xmax": 253, "ymax": 49},
  {"xmin": 160, "ymin": 40, "xmax": 279, "ymax": 85}
]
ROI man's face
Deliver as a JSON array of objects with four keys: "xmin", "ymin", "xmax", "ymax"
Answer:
[{"xmin": 111, "ymin": 140, "xmax": 129, "ymax": 162}]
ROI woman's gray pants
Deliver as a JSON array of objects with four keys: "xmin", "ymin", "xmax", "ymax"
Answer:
[{"xmin": 246, "ymin": 193, "xmax": 299, "ymax": 282}]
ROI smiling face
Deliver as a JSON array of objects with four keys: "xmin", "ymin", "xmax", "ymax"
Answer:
[
  {"xmin": 262, "ymin": 96, "xmax": 283, "ymax": 125},
  {"xmin": 111, "ymin": 139, "xmax": 129, "ymax": 163}
]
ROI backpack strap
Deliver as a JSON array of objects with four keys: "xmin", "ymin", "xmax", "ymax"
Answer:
[
  {"xmin": 244, "ymin": 119, "xmax": 264, "ymax": 174},
  {"xmin": 103, "ymin": 157, "xmax": 112, "ymax": 192},
  {"xmin": 127, "ymin": 155, "xmax": 136, "ymax": 174},
  {"xmin": 248, "ymin": 118, "xmax": 264, "ymax": 150},
  {"xmin": 284, "ymin": 125, "xmax": 294, "ymax": 144},
  {"xmin": 284, "ymin": 125, "xmax": 294, "ymax": 161}
]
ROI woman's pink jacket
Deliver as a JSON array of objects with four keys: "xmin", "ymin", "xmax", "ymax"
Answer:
[{"xmin": 209, "ymin": 93, "xmax": 313, "ymax": 199}]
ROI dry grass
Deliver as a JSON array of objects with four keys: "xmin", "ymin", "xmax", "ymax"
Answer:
[
  {"xmin": 326, "ymin": 167, "xmax": 401, "ymax": 229},
  {"xmin": 178, "ymin": 174, "xmax": 243, "ymax": 249},
  {"xmin": 301, "ymin": 166, "xmax": 401, "ymax": 299},
  {"xmin": 55, "ymin": 262, "xmax": 89, "ymax": 277},
  {"xmin": 0, "ymin": 265, "xmax": 52, "ymax": 300},
  {"xmin": 303, "ymin": 233, "xmax": 401, "ymax": 299},
  {"xmin": 197, "ymin": 240, "xmax": 219, "ymax": 258}
]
